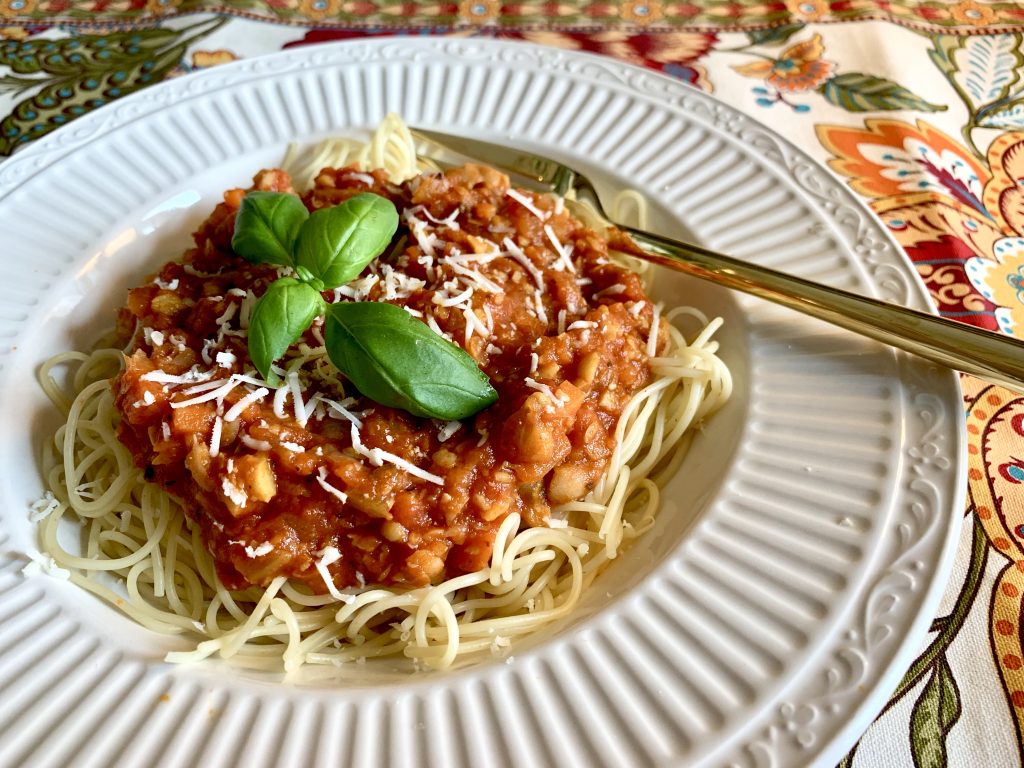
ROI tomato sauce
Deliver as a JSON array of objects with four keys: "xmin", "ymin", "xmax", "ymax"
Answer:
[{"xmin": 114, "ymin": 163, "xmax": 663, "ymax": 593}]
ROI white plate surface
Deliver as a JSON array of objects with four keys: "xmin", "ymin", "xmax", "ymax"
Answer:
[{"xmin": 0, "ymin": 39, "xmax": 964, "ymax": 768}]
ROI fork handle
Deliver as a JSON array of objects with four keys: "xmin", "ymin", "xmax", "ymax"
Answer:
[{"xmin": 623, "ymin": 226, "xmax": 1024, "ymax": 392}]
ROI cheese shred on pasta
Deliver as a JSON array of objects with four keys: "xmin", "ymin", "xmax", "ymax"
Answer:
[{"xmin": 32, "ymin": 116, "xmax": 731, "ymax": 672}]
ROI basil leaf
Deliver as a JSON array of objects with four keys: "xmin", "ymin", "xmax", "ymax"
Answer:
[
  {"xmin": 324, "ymin": 302, "xmax": 497, "ymax": 420},
  {"xmin": 295, "ymin": 193, "xmax": 399, "ymax": 290},
  {"xmin": 248, "ymin": 278, "xmax": 325, "ymax": 385},
  {"xmin": 232, "ymin": 191, "xmax": 308, "ymax": 267}
]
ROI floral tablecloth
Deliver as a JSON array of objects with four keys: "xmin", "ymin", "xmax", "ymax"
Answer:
[{"xmin": 2, "ymin": 3, "xmax": 1023, "ymax": 765}]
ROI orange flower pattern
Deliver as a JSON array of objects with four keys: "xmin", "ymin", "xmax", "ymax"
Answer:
[
  {"xmin": 0, "ymin": 0, "xmax": 35, "ymax": 16},
  {"xmin": 458, "ymin": 0, "xmax": 499, "ymax": 23},
  {"xmin": 818, "ymin": 118, "xmax": 1024, "ymax": 334},
  {"xmin": 191, "ymin": 49, "xmax": 239, "ymax": 68},
  {"xmin": 734, "ymin": 33, "xmax": 834, "ymax": 92},
  {"xmin": 950, "ymin": 0, "xmax": 996, "ymax": 25},
  {"xmin": 620, "ymin": 0, "xmax": 664, "ymax": 24}
]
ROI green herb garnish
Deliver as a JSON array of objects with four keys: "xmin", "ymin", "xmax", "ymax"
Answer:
[
  {"xmin": 232, "ymin": 191, "xmax": 497, "ymax": 420},
  {"xmin": 324, "ymin": 301, "xmax": 498, "ymax": 420}
]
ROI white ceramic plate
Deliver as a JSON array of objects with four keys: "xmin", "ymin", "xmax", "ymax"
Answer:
[{"xmin": 0, "ymin": 39, "xmax": 963, "ymax": 768}]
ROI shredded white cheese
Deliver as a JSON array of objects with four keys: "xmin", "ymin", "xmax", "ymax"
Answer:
[
  {"xmin": 170, "ymin": 377, "xmax": 242, "ymax": 410},
  {"xmin": 273, "ymin": 385, "xmax": 290, "ymax": 420},
  {"xmin": 594, "ymin": 283, "xmax": 626, "ymax": 299},
  {"xmin": 525, "ymin": 377, "xmax": 561, "ymax": 406},
  {"xmin": 502, "ymin": 237, "xmax": 545, "ymax": 289},
  {"xmin": 322, "ymin": 397, "xmax": 363, "ymax": 428},
  {"xmin": 287, "ymin": 371, "xmax": 308, "ymax": 428},
  {"xmin": 434, "ymin": 285, "xmax": 473, "ymax": 308},
  {"xmin": 532, "ymin": 288, "xmax": 548, "ymax": 324},
  {"xmin": 544, "ymin": 224, "xmax": 575, "ymax": 273},
  {"xmin": 245, "ymin": 542, "xmax": 274, "ymax": 558},
  {"xmin": 647, "ymin": 303, "xmax": 662, "ymax": 358},
  {"xmin": 154, "ymin": 277, "xmax": 179, "ymax": 290},
  {"xmin": 215, "ymin": 351, "xmax": 237, "ymax": 369},
  {"xmin": 141, "ymin": 368, "xmax": 214, "ymax": 385},
  {"xmin": 224, "ymin": 387, "xmax": 269, "ymax": 423},
  {"xmin": 21, "ymin": 550, "xmax": 70, "ymax": 580},
  {"xmin": 437, "ymin": 421, "xmax": 462, "ymax": 443},
  {"xmin": 316, "ymin": 466, "xmax": 348, "ymax": 504},
  {"xmin": 221, "ymin": 477, "xmax": 247, "ymax": 508},
  {"xmin": 240, "ymin": 433, "xmax": 273, "ymax": 452},
  {"xmin": 314, "ymin": 546, "xmax": 354, "ymax": 603},
  {"xmin": 506, "ymin": 189, "xmax": 548, "ymax": 221},
  {"xmin": 28, "ymin": 492, "xmax": 59, "ymax": 523},
  {"xmin": 350, "ymin": 424, "xmax": 443, "ymax": 485},
  {"xmin": 209, "ymin": 415, "xmax": 223, "ymax": 457}
]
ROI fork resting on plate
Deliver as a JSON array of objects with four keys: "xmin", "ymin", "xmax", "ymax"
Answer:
[{"xmin": 411, "ymin": 129, "xmax": 1024, "ymax": 393}]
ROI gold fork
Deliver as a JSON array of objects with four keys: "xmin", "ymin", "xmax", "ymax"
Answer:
[{"xmin": 411, "ymin": 128, "xmax": 1024, "ymax": 392}]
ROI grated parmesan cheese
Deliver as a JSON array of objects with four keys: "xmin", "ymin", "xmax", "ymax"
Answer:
[
  {"xmin": 241, "ymin": 433, "xmax": 273, "ymax": 452},
  {"xmin": 532, "ymin": 288, "xmax": 548, "ymax": 324},
  {"xmin": 350, "ymin": 424, "xmax": 443, "ymax": 485},
  {"xmin": 221, "ymin": 477, "xmax": 247, "ymax": 508},
  {"xmin": 22, "ymin": 550, "xmax": 70, "ymax": 580},
  {"xmin": 544, "ymin": 224, "xmax": 575, "ymax": 273},
  {"xmin": 141, "ymin": 368, "xmax": 214, "ymax": 385},
  {"xmin": 501, "ymin": 237, "xmax": 545, "ymax": 289},
  {"xmin": 437, "ymin": 420, "xmax": 462, "ymax": 443},
  {"xmin": 525, "ymin": 377, "xmax": 561, "ymax": 406},
  {"xmin": 224, "ymin": 387, "xmax": 269, "ymax": 423},
  {"xmin": 594, "ymin": 283, "xmax": 626, "ymax": 299},
  {"xmin": 28, "ymin": 492, "xmax": 59, "ymax": 523},
  {"xmin": 647, "ymin": 303, "xmax": 661, "ymax": 358},
  {"xmin": 314, "ymin": 547, "xmax": 354, "ymax": 603},
  {"xmin": 316, "ymin": 466, "xmax": 348, "ymax": 504},
  {"xmin": 154, "ymin": 277, "xmax": 179, "ymax": 290},
  {"xmin": 506, "ymin": 189, "xmax": 548, "ymax": 221},
  {"xmin": 209, "ymin": 415, "xmax": 223, "ymax": 457},
  {"xmin": 215, "ymin": 351, "xmax": 237, "ymax": 369},
  {"xmin": 245, "ymin": 542, "xmax": 274, "ymax": 558}
]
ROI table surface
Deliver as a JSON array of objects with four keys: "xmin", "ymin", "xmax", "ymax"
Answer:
[{"xmin": 1, "ymin": 4, "xmax": 1022, "ymax": 765}]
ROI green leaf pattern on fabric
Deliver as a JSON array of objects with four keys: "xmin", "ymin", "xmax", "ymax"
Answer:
[
  {"xmin": 818, "ymin": 73, "xmax": 946, "ymax": 113},
  {"xmin": 746, "ymin": 23, "xmax": 805, "ymax": 46},
  {"xmin": 976, "ymin": 99, "xmax": 1024, "ymax": 129},
  {"xmin": 909, "ymin": 658, "xmax": 962, "ymax": 768},
  {"xmin": 0, "ymin": 19, "xmax": 223, "ymax": 156}
]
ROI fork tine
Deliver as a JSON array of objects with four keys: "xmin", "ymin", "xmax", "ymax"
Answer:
[{"xmin": 411, "ymin": 129, "xmax": 576, "ymax": 195}]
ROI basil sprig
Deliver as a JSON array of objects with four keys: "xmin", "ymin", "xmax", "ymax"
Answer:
[
  {"xmin": 247, "ymin": 278, "xmax": 326, "ymax": 383},
  {"xmin": 232, "ymin": 190, "xmax": 497, "ymax": 420},
  {"xmin": 296, "ymin": 195, "xmax": 400, "ymax": 291},
  {"xmin": 231, "ymin": 191, "xmax": 308, "ymax": 267},
  {"xmin": 325, "ymin": 302, "xmax": 498, "ymax": 420}
]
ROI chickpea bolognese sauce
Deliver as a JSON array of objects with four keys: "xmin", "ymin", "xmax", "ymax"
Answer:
[{"xmin": 32, "ymin": 117, "xmax": 731, "ymax": 671}]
